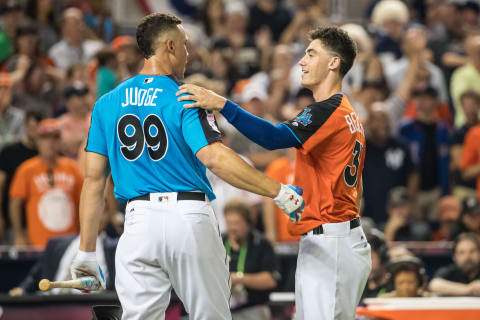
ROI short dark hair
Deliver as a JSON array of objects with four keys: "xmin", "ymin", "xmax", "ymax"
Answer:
[
  {"xmin": 460, "ymin": 89, "xmax": 480, "ymax": 105},
  {"xmin": 454, "ymin": 232, "xmax": 480, "ymax": 254},
  {"xmin": 96, "ymin": 49, "xmax": 116, "ymax": 67},
  {"xmin": 25, "ymin": 110, "xmax": 44, "ymax": 123},
  {"xmin": 224, "ymin": 199, "xmax": 251, "ymax": 225},
  {"xmin": 309, "ymin": 26, "xmax": 357, "ymax": 77},
  {"xmin": 136, "ymin": 13, "xmax": 182, "ymax": 59}
]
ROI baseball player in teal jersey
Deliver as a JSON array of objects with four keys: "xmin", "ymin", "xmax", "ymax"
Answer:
[{"xmin": 69, "ymin": 13, "xmax": 305, "ymax": 320}]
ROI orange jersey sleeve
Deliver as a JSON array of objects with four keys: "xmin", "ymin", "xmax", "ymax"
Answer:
[{"xmin": 283, "ymin": 94, "xmax": 365, "ymax": 235}]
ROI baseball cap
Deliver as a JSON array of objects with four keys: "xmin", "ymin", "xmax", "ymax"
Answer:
[
  {"xmin": 65, "ymin": 82, "xmax": 89, "ymax": 99},
  {"xmin": 241, "ymin": 86, "xmax": 268, "ymax": 103},
  {"xmin": 388, "ymin": 187, "xmax": 411, "ymax": 207},
  {"xmin": 111, "ymin": 36, "xmax": 136, "ymax": 51},
  {"xmin": 0, "ymin": 73, "xmax": 13, "ymax": 87},
  {"xmin": 461, "ymin": 196, "xmax": 480, "ymax": 215},
  {"xmin": 438, "ymin": 196, "xmax": 461, "ymax": 221},
  {"xmin": 37, "ymin": 119, "xmax": 60, "ymax": 137}
]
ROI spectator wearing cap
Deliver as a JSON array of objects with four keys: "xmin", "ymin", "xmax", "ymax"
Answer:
[
  {"xmin": 432, "ymin": 196, "xmax": 461, "ymax": 241},
  {"xmin": 363, "ymin": 104, "xmax": 418, "ymax": 226},
  {"xmin": 451, "ymin": 31, "xmax": 480, "ymax": 127},
  {"xmin": 429, "ymin": 232, "xmax": 480, "ymax": 296},
  {"xmin": 451, "ymin": 196, "xmax": 480, "ymax": 239},
  {"xmin": 461, "ymin": 123, "xmax": 480, "ymax": 201},
  {"xmin": 0, "ymin": 72, "xmax": 25, "ymax": 150},
  {"xmin": 383, "ymin": 187, "xmax": 431, "ymax": 242},
  {"xmin": 95, "ymin": 49, "xmax": 117, "ymax": 97},
  {"xmin": 450, "ymin": 91, "xmax": 480, "ymax": 199},
  {"xmin": 111, "ymin": 36, "xmax": 143, "ymax": 81},
  {"xmin": 380, "ymin": 256, "xmax": 431, "ymax": 297},
  {"xmin": 48, "ymin": 7, "xmax": 104, "ymax": 71},
  {"xmin": 399, "ymin": 86, "xmax": 450, "ymax": 220},
  {"xmin": 0, "ymin": 0, "xmax": 25, "ymax": 63},
  {"xmin": 57, "ymin": 82, "xmax": 91, "ymax": 159},
  {"xmin": 9, "ymin": 119, "xmax": 82, "ymax": 248},
  {"xmin": 223, "ymin": 200, "xmax": 280, "ymax": 320},
  {"xmin": 0, "ymin": 110, "xmax": 43, "ymax": 243}
]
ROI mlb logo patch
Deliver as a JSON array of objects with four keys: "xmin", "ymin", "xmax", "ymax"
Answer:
[{"xmin": 144, "ymin": 78, "xmax": 153, "ymax": 84}]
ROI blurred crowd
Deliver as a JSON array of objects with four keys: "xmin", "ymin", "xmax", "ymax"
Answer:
[{"xmin": 1, "ymin": 0, "xmax": 480, "ymax": 315}]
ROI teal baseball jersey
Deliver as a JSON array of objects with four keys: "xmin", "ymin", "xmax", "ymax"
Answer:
[{"xmin": 86, "ymin": 74, "xmax": 221, "ymax": 202}]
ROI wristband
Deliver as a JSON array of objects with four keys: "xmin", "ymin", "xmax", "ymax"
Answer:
[{"xmin": 76, "ymin": 250, "xmax": 97, "ymax": 261}]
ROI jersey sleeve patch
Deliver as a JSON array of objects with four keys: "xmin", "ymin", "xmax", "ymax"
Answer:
[
  {"xmin": 284, "ymin": 93, "xmax": 342, "ymax": 144},
  {"xmin": 198, "ymin": 109, "xmax": 222, "ymax": 144}
]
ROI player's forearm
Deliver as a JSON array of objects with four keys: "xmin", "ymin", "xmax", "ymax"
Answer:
[
  {"xmin": 79, "ymin": 176, "xmax": 106, "ymax": 252},
  {"xmin": 199, "ymin": 143, "xmax": 280, "ymax": 198},
  {"xmin": 462, "ymin": 164, "xmax": 480, "ymax": 180},
  {"xmin": 428, "ymin": 278, "xmax": 470, "ymax": 296},
  {"xmin": 241, "ymin": 272, "xmax": 277, "ymax": 290}
]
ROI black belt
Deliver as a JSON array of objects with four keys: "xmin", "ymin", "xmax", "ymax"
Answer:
[
  {"xmin": 303, "ymin": 217, "xmax": 361, "ymax": 236},
  {"xmin": 128, "ymin": 191, "xmax": 205, "ymax": 203}
]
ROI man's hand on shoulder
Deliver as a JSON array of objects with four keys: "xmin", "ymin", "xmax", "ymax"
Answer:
[
  {"xmin": 176, "ymin": 84, "xmax": 226, "ymax": 111},
  {"xmin": 274, "ymin": 184, "xmax": 305, "ymax": 223}
]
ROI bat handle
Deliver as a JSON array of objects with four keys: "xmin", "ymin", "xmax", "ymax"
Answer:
[
  {"xmin": 39, "ymin": 276, "xmax": 101, "ymax": 291},
  {"xmin": 77, "ymin": 276, "xmax": 101, "ymax": 290}
]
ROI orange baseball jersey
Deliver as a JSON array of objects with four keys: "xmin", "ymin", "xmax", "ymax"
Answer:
[
  {"xmin": 283, "ymin": 93, "xmax": 365, "ymax": 236},
  {"xmin": 265, "ymin": 157, "xmax": 300, "ymax": 242},
  {"xmin": 461, "ymin": 125, "xmax": 480, "ymax": 199},
  {"xmin": 9, "ymin": 157, "xmax": 83, "ymax": 248}
]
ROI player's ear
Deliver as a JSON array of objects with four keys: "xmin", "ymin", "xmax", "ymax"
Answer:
[
  {"xmin": 165, "ymin": 39, "xmax": 175, "ymax": 54},
  {"xmin": 328, "ymin": 56, "xmax": 341, "ymax": 72}
]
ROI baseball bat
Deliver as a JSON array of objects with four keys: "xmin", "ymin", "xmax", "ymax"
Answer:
[{"xmin": 39, "ymin": 276, "xmax": 101, "ymax": 291}]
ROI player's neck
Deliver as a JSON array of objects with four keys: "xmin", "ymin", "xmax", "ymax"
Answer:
[
  {"xmin": 140, "ymin": 56, "xmax": 173, "ymax": 76},
  {"xmin": 311, "ymin": 75, "xmax": 342, "ymax": 102}
]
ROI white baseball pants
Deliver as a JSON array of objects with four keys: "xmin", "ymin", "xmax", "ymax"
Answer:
[
  {"xmin": 295, "ymin": 220, "xmax": 371, "ymax": 320},
  {"xmin": 115, "ymin": 193, "xmax": 231, "ymax": 320}
]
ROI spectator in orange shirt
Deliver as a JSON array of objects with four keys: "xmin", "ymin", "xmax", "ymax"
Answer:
[
  {"xmin": 462, "ymin": 123, "xmax": 480, "ymax": 200},
  {"xmin": 263, "ymin": 148, "xmax": 299, "ymax": 243},
  {"xmin": 9, "ymin": 118, "xmax": 82, "ymax": 248}
]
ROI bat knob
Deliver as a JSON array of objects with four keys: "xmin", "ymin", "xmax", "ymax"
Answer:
[{"xmin": 39, "ymin": 279, "xmax": 51, "ymax": 291}]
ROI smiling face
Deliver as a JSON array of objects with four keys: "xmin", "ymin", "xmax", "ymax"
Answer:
[{"xmin": 298, "ymin": 39, "xmax": 337, "ymax": 90}]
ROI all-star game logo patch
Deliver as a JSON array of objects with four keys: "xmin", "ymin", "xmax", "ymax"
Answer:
[{"xmin": 206, "ymin": 111, "xmax": 220, "ymax": 133}]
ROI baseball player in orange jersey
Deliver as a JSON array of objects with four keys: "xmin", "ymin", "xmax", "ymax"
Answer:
[{"xmin": 178, "ymin": 26, "xmax": 372, "ymax": 319}]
